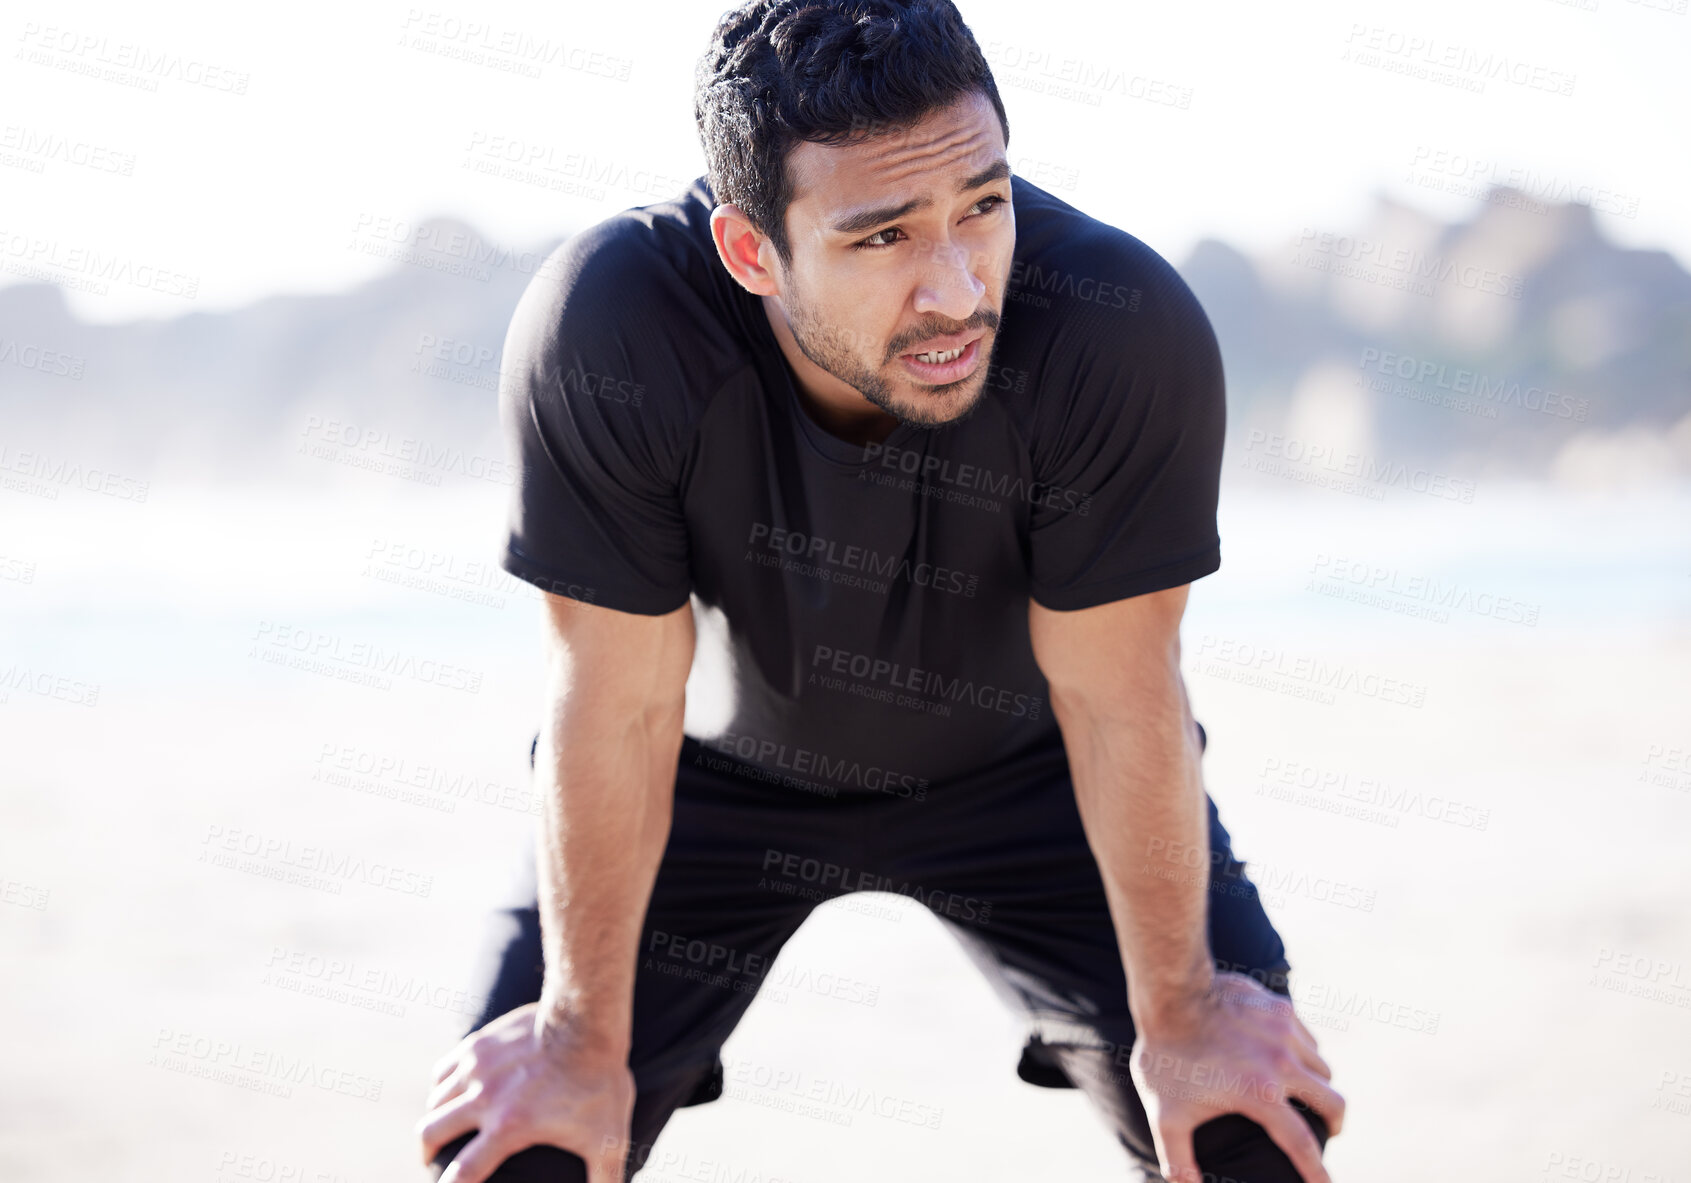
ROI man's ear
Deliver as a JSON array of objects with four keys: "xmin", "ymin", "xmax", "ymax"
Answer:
[{"xmin": 710, "ymin": 204, "xmax": 779, "ymax": 296}]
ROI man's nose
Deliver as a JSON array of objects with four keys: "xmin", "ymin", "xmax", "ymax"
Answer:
[{"xmin": 912, "ymin": 239, "xmax": 987, "ymax": 322}]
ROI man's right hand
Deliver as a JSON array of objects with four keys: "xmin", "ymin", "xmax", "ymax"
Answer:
[{"xmin": 417, "ymin": 1002, "xmax": 636, "ymax": 1183}]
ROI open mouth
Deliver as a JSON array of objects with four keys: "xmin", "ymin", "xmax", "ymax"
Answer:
[{"xmin": 898, "ymin": 333, "xmax": 984, "ymax": 384}]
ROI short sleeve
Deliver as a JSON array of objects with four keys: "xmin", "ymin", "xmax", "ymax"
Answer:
[
  {"xmin": 497, "ymin": 227, "xmax": 699, "ymax": 615},
  {"xmin": 1025, "ymin": 237, "xmax": 1225, "ymax": 611}
]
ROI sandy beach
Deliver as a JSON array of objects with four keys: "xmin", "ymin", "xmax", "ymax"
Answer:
[{"xmin": 2, "ymin": 475, "xmax": 1687, "ymax": 1181}]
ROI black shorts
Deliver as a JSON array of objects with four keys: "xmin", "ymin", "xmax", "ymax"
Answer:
[{"xmin": 433, "ymin": 724, "xmax": 1327, "ymax": 1181}]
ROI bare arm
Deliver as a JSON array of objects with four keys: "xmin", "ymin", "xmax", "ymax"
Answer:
[
  {"xmin": 1029, "ymin": 586, "xmax": 1343, "ymax": 1183},
  {"xmin": 534, "ymin": 590, "xmax": 695, "ymax": 1055},
  {"xmin": 1029, "ymin": 584, "xmax": 1211, "ymax": 1026},
  {"xmin": 420, "ymin": 591, "xmax": 694, "ymax": 1183}
]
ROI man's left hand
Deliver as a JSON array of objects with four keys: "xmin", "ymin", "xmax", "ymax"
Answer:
[{"xmin": 1130, "ymin": 970, "xmax": 1346, "ymax": 1183}]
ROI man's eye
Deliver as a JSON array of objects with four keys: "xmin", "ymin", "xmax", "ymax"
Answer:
[
  {"xmin": 850, "ymin": 195, "xmax": 1006, "ymax": 251},
  {"xmin": 853, "ymin": 227, "xmax": 905, "ymax": 250}
]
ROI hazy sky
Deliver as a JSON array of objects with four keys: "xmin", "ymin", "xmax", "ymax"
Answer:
[{"xmin": 3, "ymin": 0, "xmax": 1687, "ymax": 323}]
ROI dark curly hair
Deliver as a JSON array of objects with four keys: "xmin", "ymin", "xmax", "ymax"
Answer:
[{"xmin": 694, "ymin": 0, "xmax": 1010, "ymax": 268}]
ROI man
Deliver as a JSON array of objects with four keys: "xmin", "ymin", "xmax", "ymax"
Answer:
[{"xmin": 418, "ymin": 2, "xmax": 1345, "ymax": 1180}]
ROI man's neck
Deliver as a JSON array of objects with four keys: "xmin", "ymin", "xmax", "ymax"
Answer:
[{"xmin": 761, "ymin": 294, "xmax": 901, "ymax": 448}]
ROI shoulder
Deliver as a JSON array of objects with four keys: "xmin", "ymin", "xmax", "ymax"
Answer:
[
  {"xmin": 1001, "ymin": 180, "xmax": 1224, "ymax": 472},
  {"xmin": 1007, "ymin": 176, "xmax": 1215, "ymax": 368},
  {"xmin": 501, "ymin": 179, "xmax": 753, "ymax": 429}
]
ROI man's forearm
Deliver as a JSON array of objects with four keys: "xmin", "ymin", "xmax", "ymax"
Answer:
[
  {"xmin": 1056, "ymin": 661, "xmax": 1214, "ymax": 1032},
  {"xmin": 533, "ymin": 702, "xmax": 682, "ymax": 1057}
]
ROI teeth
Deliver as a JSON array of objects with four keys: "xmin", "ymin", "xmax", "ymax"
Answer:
[{"xmin": 914, "ymin": 346, "xmax": 964, "ymax": 364}]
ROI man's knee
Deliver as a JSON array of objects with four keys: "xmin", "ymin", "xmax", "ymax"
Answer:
[
  {"xmin": 1189, "ymin": 1100, "xmax": 1329, "ymax": 1183},
  {"xmin": 1044, "ymin": 1035, "xmax": 1328, "ymax": 1183},
  {"xmin": 430, "ymin": 1133, "xmax": 589, "ymax": 1183}
]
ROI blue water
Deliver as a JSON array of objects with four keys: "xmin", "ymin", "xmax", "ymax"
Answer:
[{"xmin": 2, "ymin": 480, "xmax": 1686, "ymax": 704}]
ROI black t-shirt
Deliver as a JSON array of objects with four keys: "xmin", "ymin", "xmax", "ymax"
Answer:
[{"xmin": 498, "ymin": 174, "xmax": 1225, "ymax": 795}]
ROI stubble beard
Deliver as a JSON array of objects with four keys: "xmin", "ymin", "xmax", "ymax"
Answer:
[{"xmin": 783, "ymin": 279, "xmax": 1000, "ymax": 430}]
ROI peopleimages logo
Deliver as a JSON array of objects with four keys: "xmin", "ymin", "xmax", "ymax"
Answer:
[
  {"xmin": 0, "ymin": 229, "xmax": 200, "ymax": 298},
  {"xmin": 747, "ymin": 523, "xmax": 979, "ymax": 597},
  {"xmin": 261, "ymin": 946, "xmax": 487, "ymax": 1019},
  {"xmin": 199, "ymin": 823, "xmax": 435, "ymax": 898},
  {"xmin": 809, "ymin": 645, "xmax": 1044, "ymax": 720},
  {"xmin": 1242, "ymin": 430, "xmax": 1476, "ymax": 504},
  {"xmin": 1256, "ymin": 755, "xmax": 1492, "ymax": 831},
  {"xmin": 0, "ymin": 444, "xmax": 149, "ymax": 502},
  {"xmin": 1406, "ymin": 146, "xmax": 1642, "ymax": 220},
  {"xmin": 1340, "ymin": 24, "xmax": 1576, "ymax": 97},
  {"xmin": 149, "ymin": 1028, "xmax": 382, "ymax": 1102},
  {"xmin": 1191, "ymin": 634, "xmax": 1428, "ymax": 708},
  {"xmin": 761, "ymin": 849, "xmax": 993, "ymax": 927},
  {"xmin": 1309, "ymin": 553, "xmax": 1541, "ymax": 627},
  {"xmin": 0, "ymin": 124, "xmax": 137, "ymax": 176},
  {"xmin": 1357, "ymin": 348, "xmax": 1588, "ymax": 421},
  {"xmin": 1292, "ymin": 227, "xmax": 1524, "ymax": 299},
  {"xmin": 16, "ymin": 23, "xmax": 252, "ymax": 95},
  {"xmin": 859, "ymin": 442, "xmax": 1092, "ymax": 515},
  {"xmin": 0, "ymin": 337, "xmax": 85, "ymax": 379},
  {"xmin": 698, "ymin": 730, "xmax": 928, "ymax": 801},
  {"xmin": 1007, "ymin": 259, "xmax": 1142, "ymax": 309},
  {"xmin": 643, "ymin": 928, "xmax": 882, "ymax": 1008}
]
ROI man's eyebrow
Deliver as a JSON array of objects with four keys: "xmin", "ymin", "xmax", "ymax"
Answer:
[{"xmin": 828, "ymin": 157, "xmax": 1012, "ymax": 236}]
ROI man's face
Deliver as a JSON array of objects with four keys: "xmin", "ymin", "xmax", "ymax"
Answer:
[{"xmin": 772, "ymin": 91, "xmax": 1015, "ymax": 429}]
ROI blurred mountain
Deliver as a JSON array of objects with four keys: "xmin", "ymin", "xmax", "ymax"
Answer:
[
  {"xmin": 3, "ymin": 193, "xmax": 1689, "ymax": 487},
  {"xmin": 1181, "ymin": 187, "xmax": 1691, "ymax": 483},
  {"xmin": 0, "ymin": 216, "xmax": 554, "ymax": 484}
]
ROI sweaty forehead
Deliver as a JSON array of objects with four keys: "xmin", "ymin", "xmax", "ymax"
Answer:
[{"xmin": 786, "ymin": 94, "xmax": 1003, "ymax": 219}]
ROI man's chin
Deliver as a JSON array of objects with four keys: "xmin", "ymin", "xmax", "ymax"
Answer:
[{"xmin": 883, "ymin": 374, "xmax": 987, "ymax": 427}]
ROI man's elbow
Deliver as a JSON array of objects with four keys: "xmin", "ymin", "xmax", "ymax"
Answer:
[
  {"xmin": 1046, "ymin": 652, "xmax": 1185, "ymax": 737},
  {"xmin": 1030, "ymin": 588, "xmax": 1189, "ymax": 726}
]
